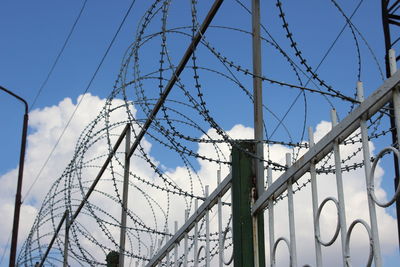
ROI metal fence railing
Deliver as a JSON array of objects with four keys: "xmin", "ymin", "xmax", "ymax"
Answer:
[
  {"xmin": 145, "ymin": 51, "xmax": 400, "ymax": 267},
  {"xmin": 252, "ymin": 50, "xmax": 400, "ymax": 266}
]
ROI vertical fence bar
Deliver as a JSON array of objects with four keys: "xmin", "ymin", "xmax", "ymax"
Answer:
[
  {"xmin": 119, "ymin": 124, "xmax": 131, "ymax": 267},
  {"xmin": 389, "ymin": 49, "xmax": 400, "ymax": 253},
  {"xmin": 217, "ymin": 170, "xmax": 224, "ymax": 267},
  {"xmin": 331, "ymin": 109, "xmax": 348, "ymax": 266},
  {"xmin": 205, "ymin": 185, "xmax": 211, "ymax": 267},
  {"xmin": 390, "ymin": 49, "xmax": 400, "ymax": 155},
  {"xmin": 308, "ymin": 128, "xmax": 322, "ymax": 267},
  {"xmin": 357, "ymin": 81, "xmax": 383, "ymax": 266},
  {"xmin": 251, "ymin": 204, "xmax": 260, "ymax": 267},
  {"xmin": 184, "ymin": 210, "xmax": 189, "ymax": 266},
  {"xmin": 158, "ymin": 239, "xmax": 162, "ymax": 264},
  {"xmin": 194, "ymin": 199, "xmax": 199, "ymax": 267},
  {"xmin": 286, "ymin": 153, "xmax": 297, "ymax": 266},
  {"xmin": 389, "ymin": 50, "xmax": 397, "ymax": 76},
  {"xmin": 267, "ymin": 168, "xmax": 275, "ymax": 267},
  {"xmin": 174, "ymin": 221, "xmax": 178, "ymax": 267},
  {"xmin": 63, "ymin": 210, "xmax": 69, "ymax": 267},
  {"xmin": 166, "ymin": 228, "xmax": 171, "ymax": 267}
]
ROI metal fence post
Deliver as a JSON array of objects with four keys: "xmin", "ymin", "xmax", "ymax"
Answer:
[
  {"xmin": 205, "ymin": 185, "xmax": 211, "ymax": 267},
  {"xmin": 174, "ymin": 221, "xmax": 178, "ymax": 267},
  {"xmin": 285, "ymin": 153, "xmax": 297, "ymax": 266},
  {"xmin": 63, "ymin": 210, "xmax": 69, "ymax": 267},
  {"xmin": 331, "ymin": 109, "xmax": 348, "ymax": 266},
  {"xmin": 217, "ymin": 170, "xmax": 224, "ymax": 267},
  {"xmin": 308, "ymin": 128, "xmax": 322, "ymax": 267},
  {"xmin": 166, "ymin": 228, "xmax": 170, "ymax": 267},
  {"xmin": 251, "ymin": 0, "xmax": 266, "ymax": 264},
  {"xmin": 184, "ymin": 210, "xmax": 189, "ymax": 266},
  {"xmin": 267, "ymin": 168, "xmax": 275, "ymax": 267},
  {"xmin": 119, "ymin": 124, "xmax": 131, "ymax": 267},
  {"xmin": 389, "ymin": 48, "xmax": 400, "ymax": 253},
  {"xmin": 232, "ymin": 142, "xmax": 265, "ymax": 267},
  {"xmin": 357, "ymin": 81, "xmax": 383, "ymax": 266},
  {"xmin": 194, "ymin": 199, "xmax": 199, "ymax": 267}
]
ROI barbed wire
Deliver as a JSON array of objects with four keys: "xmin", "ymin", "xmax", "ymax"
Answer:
[{"xmin": 17, "ymin": 0, "xmax": 393, "ymax": 266}]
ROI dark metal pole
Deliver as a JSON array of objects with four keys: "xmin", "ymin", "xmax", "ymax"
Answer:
[
  {"xmin": 128, "ymin": 0, "xmax": 224, "ymax": 159},
  {"xmin": 252, "ymin": 0, "xmax": 264, "ymax": 195},
  {"xmin": 251, "ymin": 0, "xmax": 266, "ymax": 265},
  {"xmin": 63, "ymin": 210, "xmax": 69, "ymax": 267},
  {"xmin": 381, "ymin": 0, "xmax": 400, "ymax": 248},
  {"xmin": 119, "ymin": 124, "xmax": 131, "ymax": 267},
  {"xmin": 0, "ymin": 85, "xmax": 28, "ymax": 267}
]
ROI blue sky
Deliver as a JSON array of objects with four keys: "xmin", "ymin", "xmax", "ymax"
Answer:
[
  {"xmin": 0, "ymin": 1, "xmax": 387, "ymax": 170},
  {"xmin": 1, "ymin": 0, "xmax": 400, "ymax": 266}
]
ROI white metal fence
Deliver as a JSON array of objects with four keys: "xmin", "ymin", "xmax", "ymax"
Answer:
[{"xmin": 145, "ymin": 51, "xmax": 400, "ymax": 267}]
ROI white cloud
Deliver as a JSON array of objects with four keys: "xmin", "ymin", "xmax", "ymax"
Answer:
[{"xmin": 0, "ymin": 93, "xmax": 139, "ymax": 265}]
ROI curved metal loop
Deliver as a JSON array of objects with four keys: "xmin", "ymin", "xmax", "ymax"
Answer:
[
  {"xmin": 344, "ymin": 219, "xmax": 373, "ymax": 267},
  {"xmin": 369, "ymin": 146, "xmax": 400, "ymax": 207},
  {"xmin": 315, "ymin": 197, "xmax": 341, "ymax": 246},
  {"xmin": 197, "ymin": 245, "xmax": 205, "ymax": 264},
  {"xmin": 221, "ymin": 227, "xmax": 233, "ymax": 265},
  {"xmin": 272, "ymin": 237, "xmax": 291, "ymax": 266}
]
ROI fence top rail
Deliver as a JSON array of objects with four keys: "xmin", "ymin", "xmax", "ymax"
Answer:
[
  {"xmin": 253, "ymin": 70, "xmax": 400, "ymax": 215},
  {"xmin": 145, "ymin": 173, "xmax": 232, "ymax": 267}
]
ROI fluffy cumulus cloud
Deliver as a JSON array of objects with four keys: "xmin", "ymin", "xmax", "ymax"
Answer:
[
  {"xmin": 0, "ymin": 94, "xmax": 399, "ymax": 266},
  {"xmin": 0, "ymin": 94, "xmax": 134, "ymax": 264}
]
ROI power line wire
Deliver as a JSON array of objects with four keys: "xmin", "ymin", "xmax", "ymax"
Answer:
[
  {"xmin": 30, "ymin": 0, "xmax": 88, "ymax": 111},
  {"xmin": 22, "ymin": 0, "xmax": 137, "ymax": 203}
]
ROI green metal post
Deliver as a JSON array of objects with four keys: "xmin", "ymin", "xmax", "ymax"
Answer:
[{"xmin": 232, "ymin": 142, "xmax": 265, "ymax": 267}]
